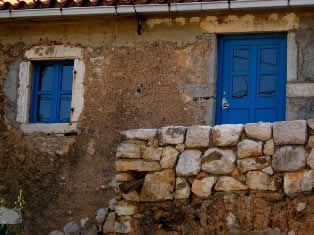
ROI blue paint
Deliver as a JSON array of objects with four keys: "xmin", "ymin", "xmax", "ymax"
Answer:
[
  {"xmin": 31, "ymin": 61, "xmax": 74, "ymax": 123},
  {"xmin": 216, "ymin": 34, "xmax": 287, "ymax": 124}
]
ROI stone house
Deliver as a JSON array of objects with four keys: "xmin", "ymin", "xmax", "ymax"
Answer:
[{"xmin": 0, "ymin": 0, "xmax": 314, "ymax": 234}]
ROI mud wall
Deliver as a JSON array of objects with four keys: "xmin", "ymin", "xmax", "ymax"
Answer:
[
  {"xmin": 0, "ymin": 9, "xmax": 313, "ymax": 235},
  {"xmin": 115, "ymin": 120, "xmax": 314, "ymax": 235}
]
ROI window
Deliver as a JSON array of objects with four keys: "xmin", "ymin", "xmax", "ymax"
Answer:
[{"xmin": 31, "ymin": 61, "xmax": 74, "ymax": 123}]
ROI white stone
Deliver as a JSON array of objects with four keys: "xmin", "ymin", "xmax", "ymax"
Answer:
[
  {"xmin": 116, "ymin": 143, "xmax": 141, "ymax": 159},
  {"xmin": 176, "ymin": 150, "xmax": 201, "ymax": 176},
  {"xmin": 264, "ymin": 139, "xmax": 275, "ymax": 156},
  {"xmin": 0, "ymin": 208, "xmax": 22, "ymax": 224},
  {"xmin": 115, "ymin": 201, "xmax": 137, "ymax": 216},
  {"xmin": 244, "ymin": 122, "xmax": 272, "ymax": 141},
  {"xmin": 64, "ymin": 221, "xmax": 81, "ymax": 235},
  {"xmin": 273, "ymin": 120, "xmax": 307, "ymax": 145},
  {"xmin": 116, "ymin": 159, "xmax": 161, "ymax": 172},
  {"xmin": 262, "ymin": 166, "xmax": 274, "ymax": 175},
  {"xmin": 215, "ymin": 176, "xmax": 248, "ymax": 191},
  {"xmin": 237, "ymin": 139, "xmax": 263, "ymax": 159},
  {"xmin": 212, "ymin": 124, "xmax": 243, "ymax": 146},
  {"xmin": 272, "ymin": 146, "xmax": 307, "ymax": 172},
  {"xmin": 284, "ymin": 170, "xmax": 314, "ymax": 195},
  {"xmin": 160, "ymin": 146, "xmax": 179, "ymax": 169},
  {"xmin": 308, "ymin": 149, "xmax": 314, "ymax": 169},
  {"xmin": 174, "ymin": 177, "xmax": 191, "ymax": 199},
  {"xmin": 185, "ymin": 125, "xmax": 211, "ymax": 148},
  {"xmin": 121, "ymin": 129, "xmax": 157, "ymax": 140},
  {"xmin": 96, "ymin": 208, "xmax": 108, "ymax": 225},
  {"xmin": 142, "ymin": 147, "xmax": 162, "ymax": 161},
  {"xmin": 20, "ymin": 123, "xmax": 77, "ymax": 135},
  {"xmin": 191, "ymin": 176, "xmax": 217, "ymax": 198},
  {"xmin": 246, "ymin": 171, "xmax": 276, "ymax": 191},
  {"xmin": 296, "ymin": 202, "xmax": 306, "ymax": 212},
  {"xmin": 158, "ymin": 126, "xmax": 187, "ymax": 146},
  {"xmin": 287, "ymin": 83, "xmax": 314, "ymax": 97},
  {"xmin": 103, "ymin": 212, "xmax": 115, "ymax": 233},
  {"xmin": 237, "ymin": 156, "xmax": 271, "ymax": 173},
  {"xmin": 201, "ymin": 148, "xmax": 236, "ymax": 174}
]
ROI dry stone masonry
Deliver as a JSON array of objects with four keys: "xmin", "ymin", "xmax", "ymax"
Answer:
[{"xmin": 115, "ymin": 120, "xmax": 314, "ymax": 234}]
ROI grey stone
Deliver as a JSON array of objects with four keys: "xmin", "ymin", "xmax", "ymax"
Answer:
[
  {"xmin": 308, "ymin": 149, "xmax": 314, "ymax": 169},
  {"xmin": 244, "ymin": 122, "xmax": 272, "ymax": 141},
  {"xmin": 273, "ymin": 120, "xmax": 307, "ymax": 145},
  {"xmin": 96, "ymin": 208, "xmax": 108, "ymax": 225},
  {"xmin": 215, "ymin": 176, "xmax": 248, "ymax": 191},
  {"xmin": 64, "ymin": 221, "xmax": 81, "ymax": 235},
  {"xmin": 120, "ymin": 129, "xmax": 157, "ymax": 140},
  {"xmin": 212, "ymin": 124, "xmax": 243, "ymax": 146},
  {"xmin": 115, "ymin": 220, "xmax": 132, "ymax": 233},
  {"xmin": 287, "ymin": 98, "xmax": 314, "ymax": 121},
  {"xmin": 142, "ymin": 147, "xmax": 162, "ymax": 161},
  {"xmin": 272, "ymin": 146, "xmax": 306, "ymax": 172},
  {"xmin": 185, "ymin": 125, "xmax": 211, "ymax": 148},
  {"xmin": 116, "ymin": 143, "xmax": 141, "ymax": 159},
  {"xmin": 284, "ymin": 170, "xmax": 314, "ymax": 195},
  {"xmin": 191, "ymin": 176, "xmax": 217, "ymax": 198},
  {"xmin": 264, "ymin": 139, "xmax": 275, "ymax": 156},
  {"xmin": 48, "ymin": 231, "xmax": 65, "ymax": 235},
  {"xmin": 160, "ymin": 146, "xmax": 179, "ymax": 169},
  {"xmin": 201, "ymin": 148, "xmax": 236, "ymax": 174},
  {"xmin": 115, "ymin": 201, "xmax": 137, "ymax": 216},
  {"xmin": 0, "ymin": 208, "xmax": 22, "ymax": 225},
  {"xmin": 102, "ymin": 212, "xmax": 115, "ymax": 233},
  {"xmin": 116, "ymin": 159, "xmax": 161, "ymax": 172},
  {"xmin": 237, "ymin": 139, "xmax": 263, "ymax": 159},
  {"xmin": 262, "ymin": 166, "xmax": 274, "ymax": 175},
  {"xmin": 176, "ymin": 150, "xmax": 201, "ymax": 176},
  {"xmin": 158, "ymin": 126, "xmax": 187, "ymax": 146},
  {"xmin": 246, "ymin": 171, "xmax": 276, "ymax": 191},
  {"xmin": 174, "ymin": 177, "xmax": 191, "ymax": 199},
  {"xmin": 109, "ymin": 198, "xmax": 117, "ymax": 211},
  {"xmin": 237, "ymin": 156, "xmax": 271, "ymax": 173}
]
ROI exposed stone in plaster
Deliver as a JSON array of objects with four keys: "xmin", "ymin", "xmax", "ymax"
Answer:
[{"xmin": 287, "ymin": 83, "xmax": 314, "ymax": 97}]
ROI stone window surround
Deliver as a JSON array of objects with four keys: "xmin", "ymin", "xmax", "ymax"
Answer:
[{"xmin": 16, "ymin": 45, "xmax": 85, "ymax": 134}]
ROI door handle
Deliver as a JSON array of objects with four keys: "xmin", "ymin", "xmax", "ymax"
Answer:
[{"xmin": 222, "ymin": 97, "xmax": 229, "ymax": 110}]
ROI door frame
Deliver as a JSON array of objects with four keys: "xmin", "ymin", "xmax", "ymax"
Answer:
[{"xmin": 215, "ymin": 33, "xmax": 287, "ymax": 125}]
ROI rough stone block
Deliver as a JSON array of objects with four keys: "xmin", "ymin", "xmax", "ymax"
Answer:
[
  {"xmin": 116, "ymin": 143, "xmax": 141, "ymax": 159},
  {"xmin": 262, "ymin": 166, "xmax": 274, "ymax": 175},
  {"xmin": 64, "ymin": 222, "xmax": 81, "ymax": 235},
  {"xmin": 185, "ymin": 125, "xmax": 211, "ymax": 148},
  {"xmin": 115, "ymin": 220, "xmax": 132, "ymax": 233},
  {"xmin": 212, "ymin": 124, "xmax": 243, "ymax": 146},
  {"xmin": 158, "ymin": 126, "xmax": 187, "ymax": 146},
  {"xmin": 237, "ymin": 139, "xmax": 263, "ymax": 159},
  {"xmin": 215, "ymin": 176, "xmax": 248, "ymax": 191},
  {"xmin": 284, "ymin": 170, "xmax": 314, "ymax": 195},
  {"xmin": 272, "ymin": 146, "xmax": 306, "ymax": 172},
  {"xmin": 116, "ymin": 159, "xmax": 161, "ymax": 172},
  {"xmin": 116, "ymin": 201, "xmax": 137, "ymax": 216},
  {"xmin": 174, "ymin": 177, "xmax": 190, "ymax": 199},
  {"xmin": 140, "ymin": 169, "xmax": 175, "ymax": 202},
  {"xmin": 201, "ymin": 148, "xmax": 236, "ymax": 174},
  {"xmin": 191, "ymin": 176, "xmax": 217, "ymax": 198},
  {"xmin": 246, "ymin": 171, "xmax": 276, "ymax": 191},
  {"xmin": 273, "ymin": 120, "xmax": 307, "ymax": 145},
  {"xmin": 176, "ymin": 150, "xmax": 201, "ymax": 176},
  {"xmin": 307, "ymin": 149, "xmax": 314, "ymax": 169},
  {"xmin": 121, "ymin": 129, "xmax": 157, "ymax": 140},
  {"xmin": 264, "ymin": 139, "xmax": 275, "ymax": 156},
  {"xmin": 244, "ymin": 122, "xmax": 272, "ymax": 141},
  {"xmin": 237, "ymin": 156, "xmax": 271, "ymax": 173},
  {"xmin": 142, "ymin": 146, "xmax": 162, "ymax": 161},
  {"xmin": 160, "ymin": 146, "xmax": 179, "ymax": 169}
]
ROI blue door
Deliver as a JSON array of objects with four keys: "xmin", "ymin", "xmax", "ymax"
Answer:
[{"xmin": 216, "ymin": 34, "xmax": 287, "ymax": 124}]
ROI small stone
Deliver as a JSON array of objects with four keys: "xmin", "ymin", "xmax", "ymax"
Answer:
[
  {"xmin": 116, "ymin": 172, "xmax": 136, "ymax": 182},
  {"xmin": 264, "ymin": 139, "xmax": 275, "ymax": 156},
  {"xmin": 48, "ymin": 231, "xmax": 64, "ymax": 235},
  {"xmin": 158, "ymin": 126, "xmax": 187, "ymax": 146},
  {"xmin": 176, "ymin": 144, "xmax": 185, "ymax": 152},
  {"xmin": 121, "ymin": 129, "xmax": 157, "ymax": 140},
  {"xmin": 244, "ymin": 122, "xmax": 272, "ymax": 141},
  {"xmin": 109, "ymin": 198, "xmax": 117, "ymax": 211},
  {"xmin": 191, "ymin": 176, "xmax": 217, "ymax": 198},
  {"xmin": 116, "ymin": 159, "xmax": 161, "ymax": 172},
  {"xmin": 115, "ymin": 201, "xmax": 137, "ymax": 216},
  {"xmin": 160, "ymin": 146, "xmax": 179, "ymax": 169},
  {"xmin": 64, "ymin": 221, "xmax": 81, "ymax": 235},
  {"xmin": 237, "ymin": 139, "xmax": 263, "ymax": 159},
  {"xmin": 185, "ymin": 125, "xmax": 211, "ymax": 148},
  {"xmin": 296, "ymin": 202, "xmax": 306, "ymax": 212},
  {"xmin": 272, "ymin": 146, "xmax": 306, "ymax": 172},
  {"xmin": 284, "ymin": 170, "xmax": 314, "ymax": 195},
  {"xmin": 262, "ymin": 166, "xmax": 274, "ymax": 175},
  {"xmin": 115, "ymin": 220, "xmax": 132, "ymax": 233},
  {"xmin": 142, "ymin": 147, "xmax": 162, "ymax": 161},
  {"xmin": 308, "ymin": 149, "xmax": 314, "ymax": 169},
  {"xmin": 201, "ymin": 148, "xmax": 236, "ymax": 174},
  {"xmin": 174, "ymin": 177, "xmax": 190, "ymax": 199},
  {"xmin": 96, "ymin": 208, "xmax": 108, "ymax": 225},
  {"xmin": 176, "ymin": 150, "xmax": 201, "ymax": 176},
  {"xmin": 116, "ymin": 143, "xmax": 141, "ymax": 159},
  {"xmin": 140, "ymin": 169, "xmax": 175, "ymax": 202},
  {"xmin": 103, "ymin": 212, "xmax": 115, "ymax": 233},
  {"xmin": 237, "ymin": 156, "xmax": 271, "ymax": 173},
  {"xmin": 215, "ymin": 176, "xmax": 248, "ymax": 191},
  {"xmin": 122, "ymin": 190, "xmax": 140, "ymax": 202},
  {"xmin": 246, "ymin": 171, "xmax": 276, "ymax": 191},
  {"xmin": 308, "ymin": 136, "xmax": 314, "ymax": 148},
  {"xmin": 212, "ymin": 124, "xmax": 243, "ymax": 146},
  {"xmin": 273, "ymin": 120, "xmax": 307, "ymax": 145}
]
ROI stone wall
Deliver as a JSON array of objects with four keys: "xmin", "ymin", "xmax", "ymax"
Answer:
[{"xmin": 115, "ymin": 120, "xmax": 314, "ymax": 234}]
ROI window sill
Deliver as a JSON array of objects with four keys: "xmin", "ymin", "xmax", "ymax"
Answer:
[{"xmin": 20, "ymin": 123, "xmax": 77, "ymax": 135}]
